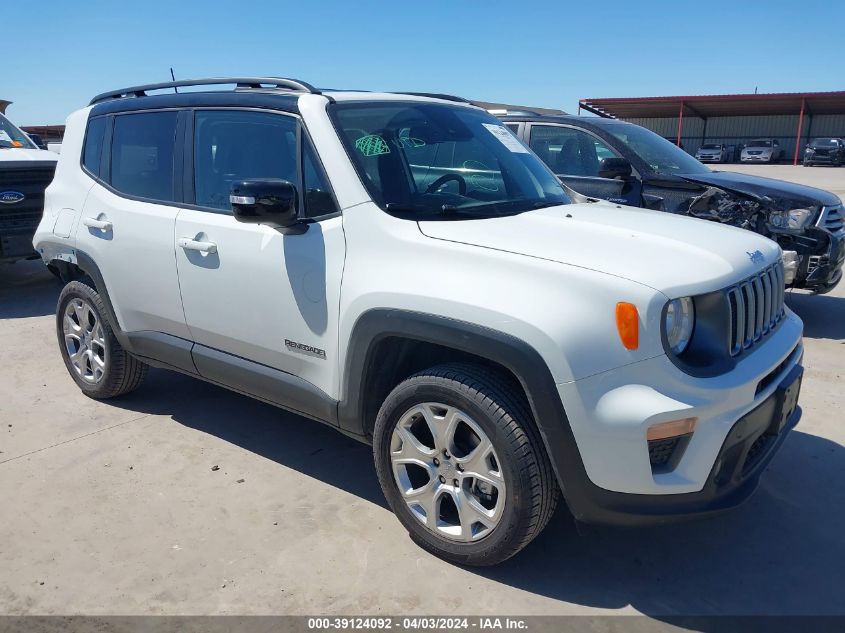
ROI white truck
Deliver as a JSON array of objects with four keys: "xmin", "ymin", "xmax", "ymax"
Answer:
[
  {"xmin": 34, "ymin": 78, "xmax": 804, "ymax": 565},
  {"xmin": 0, "ymin": 111, "xmax": 57, "ymax": 262}
]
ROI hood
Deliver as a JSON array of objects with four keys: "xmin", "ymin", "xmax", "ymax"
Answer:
[
  {"xmin": 0, "ymin": 147, "xmax": 58, "ymax": 163},
  {"xmin": 678, "ymin": 170, "xmax": 841, "ymax": 207},
  {"xmin": 418, "ymin": 203, "xmax": 781, "ymax": 297}
]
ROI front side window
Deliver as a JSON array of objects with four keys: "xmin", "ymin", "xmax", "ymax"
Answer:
[
  {"xmin": 331, "ymin": 103, "xmax": 569, "ymax": 218},
  {"xmin": 0, "ymin": 113, "xmax": 36, "ymax": 149},
  {"xmin": 303, "ymin": 138, "xmax": 338, "ymax": 217},
  {"xmin": 194, "ymin": 110, "xmax": 298, "ymax": 212},
  {"xmin": 605, "ymin": 123, "xmax": 710, "ymax": 175},
  {"xmin": 110, "ymin": 111, "xmax": 178, "ymax": 201},
  {"xmin": 529, "ymin": 125, "xmax": 619, "ymax": 177}
]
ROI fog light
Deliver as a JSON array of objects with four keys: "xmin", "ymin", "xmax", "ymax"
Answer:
[{"xmin": 647, "ymin": 417, "xmax": 698, "ymax": 441}]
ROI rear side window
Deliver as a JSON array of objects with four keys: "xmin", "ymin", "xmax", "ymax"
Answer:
[
  {"xmin": 110, "ymin": 111, "xmax": 178, "ymax": 201},
  {"xmin": 82, "ymin": 116, "xmax": 107, "ymax": 177}
]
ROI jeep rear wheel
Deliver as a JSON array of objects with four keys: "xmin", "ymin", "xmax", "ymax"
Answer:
[
  {"xmin": 57, "ymin": 281, "xmax": 148, "ymax": 399},
  {"xmin": 373, "ymin": 363, "xmax": 559, "ymax": 566}
]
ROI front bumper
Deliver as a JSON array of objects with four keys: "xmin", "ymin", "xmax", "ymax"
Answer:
[
  {"xmin": 741, "ymin": 154, "xmax": 774, "ymax": 162},
  {"xmin": 554, "ymin": 308, "xmax": 803, "ymax": 525},
  {"xmin": 569, "ymin": 366, "xmax": 800, "ymax": 526},
  {"xmin": 793, "ymin": 227, "xmax": 844, "ymax": 293},
  {"xmin": 804, "ymin": 153, "xmax": 842, "ymax": 164}
]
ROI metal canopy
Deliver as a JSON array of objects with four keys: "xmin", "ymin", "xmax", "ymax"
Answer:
[{"xmin": 579, "ymin": 91, "xmax": 845, "ymax": 119}]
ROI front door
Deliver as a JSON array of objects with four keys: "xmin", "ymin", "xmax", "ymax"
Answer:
[
  {"xmin": 526, "ymin": 123, "xmax": 640, "ymax": 206},
  {"xmin": 174, "ymin": 109, "xmax": 345, "ymax": 400}
]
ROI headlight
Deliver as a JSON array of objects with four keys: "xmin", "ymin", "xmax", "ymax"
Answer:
[
  {"xmin": 664, "ymin": 297, "xmax": 695, "ymax": 355},
  {"xmin": 768, "ymin": 207, "xmax": 815, "ymax": 231},
  {"xmin": 805, "ymin": 147, "xmax": 814, "ymax": 153}
]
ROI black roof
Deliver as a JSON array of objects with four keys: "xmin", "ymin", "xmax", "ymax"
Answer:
[{"xmin": 90, "ymin": 90, "xmax": 303, "ymax": 117}]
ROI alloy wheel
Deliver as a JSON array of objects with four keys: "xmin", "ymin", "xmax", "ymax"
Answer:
[
  {"xmin": 390, "ymin": 402, "xmax": 506, "ymax": 542},
  {"xmin": 63, "ymin": 298, "xmax": 107, "ymax": 383}
]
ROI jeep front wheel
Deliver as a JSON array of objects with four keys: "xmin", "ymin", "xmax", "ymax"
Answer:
[{"xmin": 373, "ymin": 363, "xmax": 559, "ymax": 566}]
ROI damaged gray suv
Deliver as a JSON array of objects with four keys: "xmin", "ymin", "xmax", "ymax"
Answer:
[{"xmin": 498, "ymin": 113, "xmax": 844, "ymax": 293}]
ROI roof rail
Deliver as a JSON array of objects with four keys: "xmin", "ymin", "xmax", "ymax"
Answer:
[
  {"xmin": 395, "ymin": 92, "xmax": 471, "ymax": 104},
  {"xmin": 89, "ymin": 77, "xmax": 321, "ymax": 105}
]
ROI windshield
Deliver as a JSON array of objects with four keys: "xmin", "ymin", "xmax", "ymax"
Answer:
[
  {"xmin": 701, "ymin": 144, "xmax": 721, "ymax": 150},
  {"xmin": 0, "ymin": 113, "xmax": 36, "ymax": 149},
  {"xmin": 331, "ymin": 102, "xmax": 570, "ymax": 218},
  {"xmin": 811, "ymin": 138, "xmax": 838, "ymax": 147},
  {"xmin": 604, "ymin": 123, "xmax": 710, "ymax": 175},
  {"xmin": 748, "ymin": 139, "xmax": 772, "ymax": 147}
]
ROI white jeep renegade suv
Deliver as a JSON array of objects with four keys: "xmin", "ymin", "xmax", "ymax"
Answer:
[{"xmin": 34, "ymin": 78, "xmax": 804, "ymax": 566}]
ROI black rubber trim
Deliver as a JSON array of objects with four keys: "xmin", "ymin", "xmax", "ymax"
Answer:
[
  {"xmin": 125, "ymin": 331, "xmax": 197, "ymax": 375},
  {"xmin": 71, "ymin": 250, "xmax": 134, "ymax": 352},
  {"xmin": 192, "ymin": 344, "xmax": 338, "ymax": 425},
  {"xmin": 339, "ymin": 309, "xmax": 584, "ymax": 497}
]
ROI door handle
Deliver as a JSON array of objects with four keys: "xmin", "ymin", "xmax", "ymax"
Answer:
[
  {"xmin": 83, "ymin": 217, "xmax": 113, "ymax": 231},
  {"xmin": 178, "ymin": 237, "xmax": 218, "ymax": 254}
]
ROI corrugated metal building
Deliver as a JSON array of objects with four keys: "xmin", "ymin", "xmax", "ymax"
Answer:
[{"xmin": 579, "ymin": 92, "xmax": 845, "ymax": 163}]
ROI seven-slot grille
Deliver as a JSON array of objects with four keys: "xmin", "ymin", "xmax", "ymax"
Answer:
[{"xmin": 726, "ymin": 263, "xmax": 785, "ymax": 356}]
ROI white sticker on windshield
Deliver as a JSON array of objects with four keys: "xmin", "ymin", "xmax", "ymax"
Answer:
[
  {"xmin": 482, "ymin": 123, "xmax": 529, "ymax": 153},
  {"xmin": 0, "ymin": 131, "xmax": 11, "ymax": 142}
]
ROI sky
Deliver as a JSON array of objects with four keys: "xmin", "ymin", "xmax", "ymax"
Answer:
[{"xmin": 4, "ymin": 0, "xmax": 844, "ymax": 126}]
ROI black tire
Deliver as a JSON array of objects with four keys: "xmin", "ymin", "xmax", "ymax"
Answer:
[
  {"xmin": 56, "ymin": 280, "xmax": 148, "ymax": 399},
  {"xmin": 373, "ymin": 363, "xmax": 559, "ymax": 566}
]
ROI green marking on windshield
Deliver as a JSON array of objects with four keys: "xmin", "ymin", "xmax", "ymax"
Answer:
[
  {"xmin": 396, "ymin": 128, "xmax": 426, "ymax": 149},
  {"xmin": 355, "ymin": 135, "xmax": 391, "ymax": 157}
]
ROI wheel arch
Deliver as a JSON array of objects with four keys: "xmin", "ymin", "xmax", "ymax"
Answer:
[
  {"xmin": 40, "ymin": 243, "xmax": 130, "ymax": 350},
  {"xmin": 338, "ymin": 309, "xmax": 590, "ymax": 501}
]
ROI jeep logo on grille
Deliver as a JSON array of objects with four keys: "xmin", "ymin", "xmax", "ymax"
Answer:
[{"xmin": 0, "ymin": 191, "xmax": 25, "ymax": 204}]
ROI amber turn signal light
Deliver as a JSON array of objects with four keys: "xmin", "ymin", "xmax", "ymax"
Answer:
[
  {"xmin": 615, "ymin": 302, "xmax": 639, "ymax": 350},
  {"xmin": 647, "ymin": 417, "xmax": 698, "ymax": 441}
]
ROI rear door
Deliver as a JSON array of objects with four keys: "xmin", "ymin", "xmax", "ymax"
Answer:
[
  {"xmin": 525, "ymin": 123, "xmax": 639, "ymax": 205},
  {"xmin": 77, "ymin": 110, "xmax": 189, "ymax": 341}
]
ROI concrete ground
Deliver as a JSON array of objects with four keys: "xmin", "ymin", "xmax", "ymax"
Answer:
[{"xmin": 1, "ymin": 165, "xmax": 844, "ymax": 619}]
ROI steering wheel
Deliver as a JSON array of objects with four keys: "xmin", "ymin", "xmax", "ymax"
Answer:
[{"xmin": 425, "ymin": 173, "xmax": 467, "ymax": 195}]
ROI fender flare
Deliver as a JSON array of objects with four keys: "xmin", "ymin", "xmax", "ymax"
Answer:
[{"xmin": 337, "ymin": 309, "xmax": 589, "ymax": 502}]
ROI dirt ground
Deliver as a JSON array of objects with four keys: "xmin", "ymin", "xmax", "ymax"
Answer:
[{"xmin": 1, "ymin": 165, "xmax": 843, "ymax": 618}]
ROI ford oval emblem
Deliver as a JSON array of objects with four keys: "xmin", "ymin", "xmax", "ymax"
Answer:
[
  {"xmin": 747, "ymin": 250, "xmax": 765, "ymax": 264},
  {"xmin": 0, "ymin": 191, "xmax": 25, "ymax": 204}
]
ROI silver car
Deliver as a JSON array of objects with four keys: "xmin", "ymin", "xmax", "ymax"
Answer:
[
  {"xmin": 741, "ymin": 138, "xmax": 783, "ymax": 163},
  {"xmin": 695, "ymin": 143, "xmax": 729, "ymax": 163}
]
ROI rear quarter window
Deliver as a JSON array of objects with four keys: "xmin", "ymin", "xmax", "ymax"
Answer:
[{"xmin": 82, "ymin": 116, "xmax": 108, "ymax": 178}]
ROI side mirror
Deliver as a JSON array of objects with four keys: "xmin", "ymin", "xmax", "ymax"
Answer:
[
  {"xmin": 598, "ymin": 157, "xmax": 632, "ymax": 180},
  {"xmin": 230, "ymin": 179, "xmax": 306, "ymax": 234}
]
